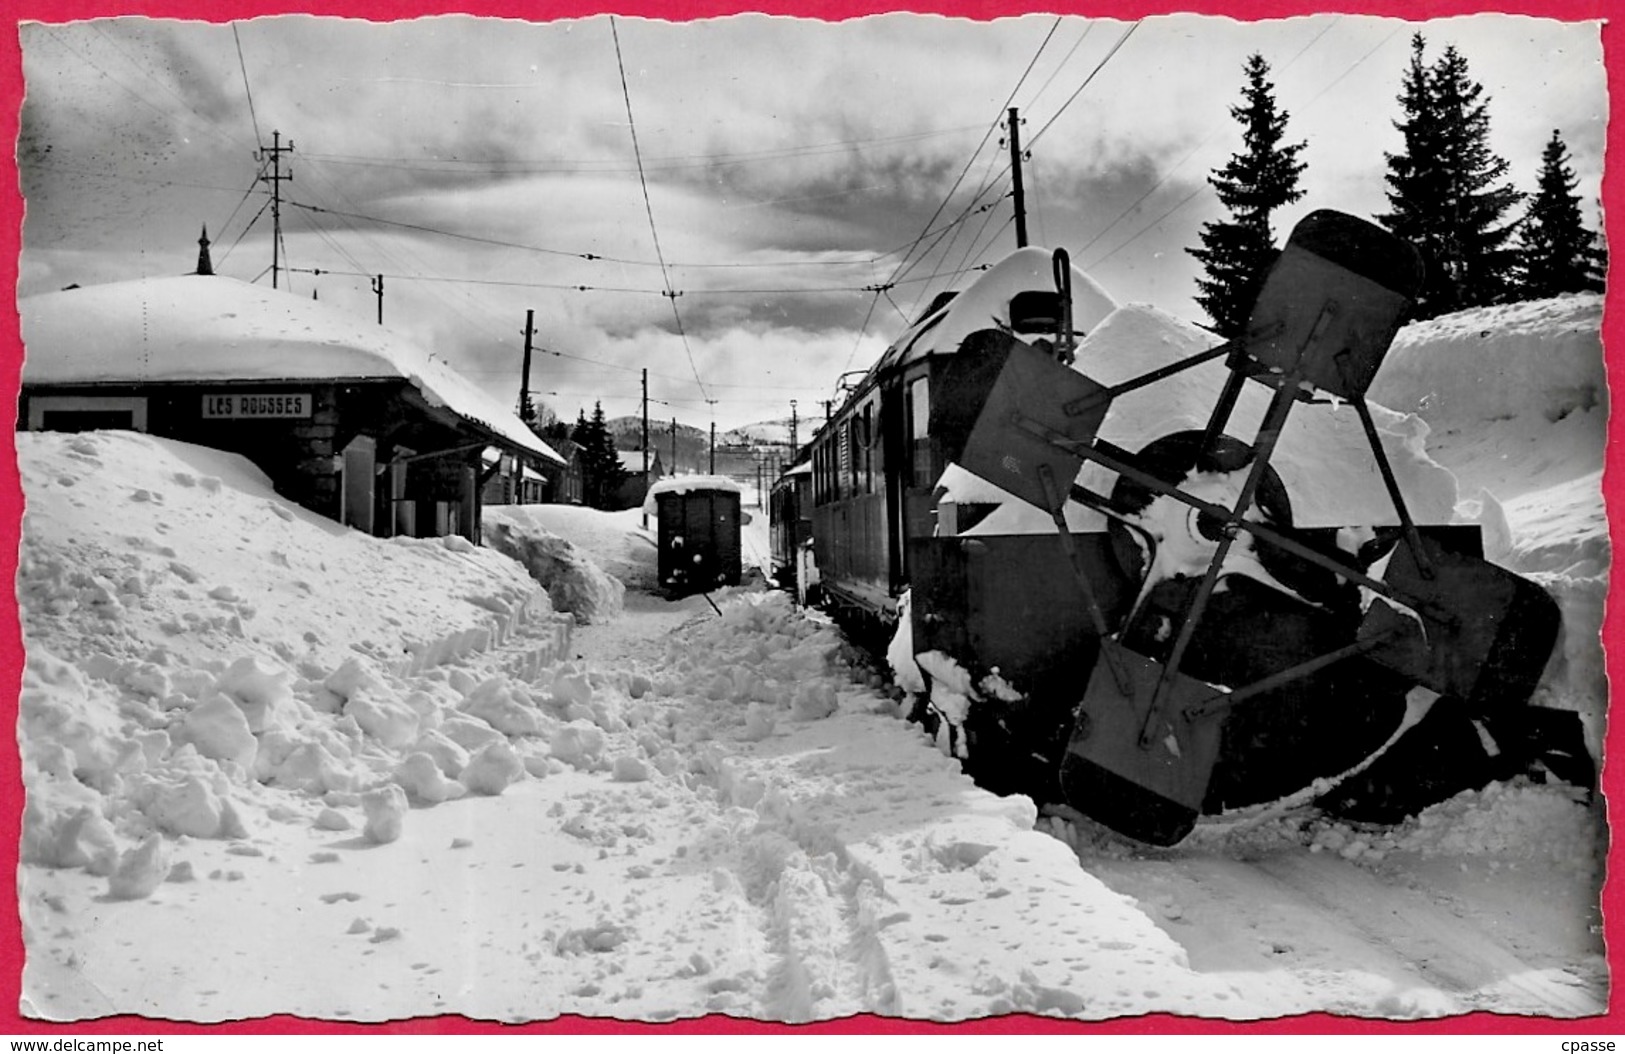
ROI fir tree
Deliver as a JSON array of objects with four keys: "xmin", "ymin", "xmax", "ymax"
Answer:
[
  {"xmin": 1187, "ymin": 53, "xmax": 1307, "ymax": 338},
  {"xmin": 1380, "ymin": 36, "xmax": 1522, "ymax": 317},
  {"xmin": 1513, "ymin": 129, "xmax": 1605, "ymax": 298},
  {"xmin": 572, "ymin": 402, "xmax": 630, "ymax": 510}
]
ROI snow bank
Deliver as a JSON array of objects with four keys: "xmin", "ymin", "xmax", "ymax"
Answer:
[
  {"xmin": 482, "ymin": 513, "xmax": 626, "ymax": 624},
  {"xmin": 490, "ymin": 504, "xmax": 657, "ymax": 591},
  {"xmin": 1372, "ymin": 295, "xmax": 1605, "ymax": 500},
  {"xmin": 17, "ymin": 430, "xmax": 575, "ymax": 906},
  {"xmin": 1074, "ymin": 303, "xmax": 1459, "ymax": 528}
]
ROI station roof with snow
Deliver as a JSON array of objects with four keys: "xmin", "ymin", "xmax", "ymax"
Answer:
[{"xmin": 19, "ymin": 274, "xmax": 561, "ymax": 464}]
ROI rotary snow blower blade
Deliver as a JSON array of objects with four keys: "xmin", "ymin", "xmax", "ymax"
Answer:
[
  {"xmin": 1358, "ymin": 530, "xmax": 1562, "ymax": 713},
  {"xmin": 1056, "ymin": 210, "xmax": 1427, "ymax": 846},
  {"xmin": 932, "ymin": 327, "xmax": 1111, "ymax": 514},
  {"xmin": 1058, "ymin": 639, "xmax": 1225, "ymax": 846}
]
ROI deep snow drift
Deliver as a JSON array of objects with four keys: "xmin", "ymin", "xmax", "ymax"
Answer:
[{"xmin": 9, "ymin": 293, "xmax": 1611, "ymax": 1026}]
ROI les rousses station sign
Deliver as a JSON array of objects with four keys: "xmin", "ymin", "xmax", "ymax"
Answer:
[{"xmin": 201, "ymin": 392, "xmax": 313, "ymax": 419}]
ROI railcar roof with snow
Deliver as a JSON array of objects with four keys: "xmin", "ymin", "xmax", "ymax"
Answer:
[
  {"xmin": 645, "ymin": 474, "xmax": 742, "ymax": 500},
  {"xmin": 870, "ymin": 246, "xmax": 1118, "ymax": 377},
  {"xmin": 19, "ymin": 274, "xmax": 562, "ymax": 464}
]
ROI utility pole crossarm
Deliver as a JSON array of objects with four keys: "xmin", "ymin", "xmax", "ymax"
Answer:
[{"xmin": 257, "ymin": 130, "xmax": 295, "ymax": 289}]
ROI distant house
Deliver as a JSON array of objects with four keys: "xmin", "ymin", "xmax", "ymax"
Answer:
[
  {"xmin": 541, "ymin": 438, "xmax": 585, "ymax": 504},
  {"xmin": 480, "ymin": 448, "xmax": 551, "ymax": 506},
  {"xmin": 18, "ymin": 273, "xmax": 563, "ymax": 544},
  {"xmin": 615, "ymin": 447, "xmax": 665, "ymax": 509}
]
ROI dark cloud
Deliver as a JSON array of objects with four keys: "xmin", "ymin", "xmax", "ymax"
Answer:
[{"xmin": 151, "ymin": 31, "xmax": 240, "ymax": 125}]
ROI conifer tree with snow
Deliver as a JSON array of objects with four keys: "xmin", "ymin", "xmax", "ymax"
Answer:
[
  {"xmin": 1380, "ymin": 36, "xmax": 1522, "ymax": 317},
  {"xmin": 1187, "ymin": 53, "xmax": 1307, "ymax": 339},
  {"xmin": 1512, "ymin": 129, "xmax": 1605, "ymax": 299},
  {"xmin": 572, "ymin": 402, "xmax": 630, "ymax": 510}
]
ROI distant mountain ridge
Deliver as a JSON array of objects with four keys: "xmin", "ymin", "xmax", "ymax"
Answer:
[{"xmin": 607, "ymin": 415, "xmax": 801, "ymax": 477}]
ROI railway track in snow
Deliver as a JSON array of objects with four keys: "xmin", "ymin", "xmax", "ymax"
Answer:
[{"xmin": 1072, "ymin": 829, "xmax": 1607, "ymax": 1018}]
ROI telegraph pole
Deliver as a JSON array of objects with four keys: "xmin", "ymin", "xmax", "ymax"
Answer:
[
  {"xmin": 671, "ymin": 417, "xmax": 678, "ymax": 474},
  {"xmin": 706, "ymin": 399, "xmax": 718, "ymax": 474},
  {"xmin": 518, "ymin": 310, "xmax": 535, "ymax": 421},
  {"xmin": 371, "ymin": 275, "xmax": 384, "ymax": 324},
  {"xmin": 641, "ymin": 369, "xmax": 650, "ymax": 477},
  {"xmin": 257, "ymin": 130, "xmax": 294, "ymax": 289},
  {"xmin": 1007, "ymin": 108, "xmax": 1028, "ymax": 249},
  {"xmin": 789, "ymin": 399, "xmax": 798, "ymax": 454}
]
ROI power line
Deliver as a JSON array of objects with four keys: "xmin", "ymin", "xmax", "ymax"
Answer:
[
  {"xmin": 1023, "ymin": 22, "xmax": 1096, "ymax": 112},
  {"xmin": 232, "ymin": 23, "xmax": 262, "ymax": 148},
  {"xmin": 79, "ymin": 22, "xmax": 257, "ymax": 156},
  {"xmin": 1025, "ymin": 21, "xmax": 1141, "ymax": 151},
  {"xmin": 297, "ymin": 124, "xmax": 984, "ymax": 175},
  {"xmin": 882, "ymin": 19, "xmax": 1060, "ymax": 297},
  {"xmin": 216, "ymin": 195, "xmax": 271, "ymax": 266},
  {"xmin": 283, "ymin": 198, "xmax": 887, "ymax": 274},
  {"xmin": 1071, "ymin": 18, "xmax": 1341, "ymax": 261},
  {"xmin": 38, "ymin": 27, "xmax": 220, "ymax": 146},
  {"xmin": 1080, "ymin": 22, "xmax": 1401, "ymax": 273},
  {"xmin": 612, "ymin": 17, "xmax": 707, "ymax": 402},
  {"xmin": 272, "ymin": 261, "xmax": 981, "ymax": 298}
]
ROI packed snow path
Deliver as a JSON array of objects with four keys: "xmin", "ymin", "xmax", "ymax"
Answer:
[{"xmin": 26, "ymin": 568, "xmax": 1601, "ymax": 1022}]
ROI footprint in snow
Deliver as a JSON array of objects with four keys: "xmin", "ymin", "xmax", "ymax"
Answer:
[{"xmin": 320, "ymin": 892, "xmax": 363, "ymax": 904}]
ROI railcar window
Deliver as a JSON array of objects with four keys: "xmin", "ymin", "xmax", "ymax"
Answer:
[
  {"xmin": 861, "ymin": 404, "xmax": 874, "ymax": 494},
  {"xmin": 909, "ymin": 379, "xmax": 929, "ymax": 439},
  {"xmin": 838, "ymin": 422, "xmax": 850, "ymax": 500},
  {"xmin": 851, "ymin": 415, "xmax": 864, "ymax": 496},
  {"xmin": 908, "ymin": 378, "xmax": 931, "ymax": 488}
]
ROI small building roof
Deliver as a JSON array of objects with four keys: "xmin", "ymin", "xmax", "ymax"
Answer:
[
  {"xmin": 20, "ymin": 275, "xmax": 562, "ymax": 464},
  {"xmin": 617, "ymin": 448, "xmax": 660, "ymax": 472}
]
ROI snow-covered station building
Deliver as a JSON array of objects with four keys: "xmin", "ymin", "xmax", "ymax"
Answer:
[{"xmin": 17, "ymin": 270, "xmax": 562, "ymax": 544}]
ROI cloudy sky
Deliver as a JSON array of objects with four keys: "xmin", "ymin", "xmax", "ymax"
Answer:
[{"xmin": 16, "ymin": 12, "xmax": 1607, "ymax": 430}]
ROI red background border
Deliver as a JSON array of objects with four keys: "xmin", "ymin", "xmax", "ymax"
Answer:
[{"xmin": 0, "ymin": 0, "xmax": 1615, "ymax": 1035}]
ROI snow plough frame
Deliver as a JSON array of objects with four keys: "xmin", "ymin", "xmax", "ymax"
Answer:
[{"xmin": 931, "ymin": 211, "xmax": 1571, "ymax": 845}]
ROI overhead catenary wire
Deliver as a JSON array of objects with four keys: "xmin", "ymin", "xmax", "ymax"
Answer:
[
  {"xmin": 272, "ymin": 262, "xmax": 992, "ymax": 298},
  {"xmin": 37, "ymin": 27, "xmax": 232, "ymax": 150},
  {"xmin": 1080, "ymin": 21, "xmax": 1402, "ymax": 272},
  {"xmin": 834, "ymin": 21, "xmax": 1061, "ymax": 378},
  {"xmin": 216, "ymin": 195, "xmax": 272, "ymax": 266},
  {"xmin": 881, "ymin": 19, "xmax": 1060, "ymax": 295},
  {"xmin": 1022, "ymin": 22, "xmax": 1097, "ymax": 112},
  {"xmin": 75, "ymin": 21, "xmax": 260, "ymax": 157},
  {"xmin": 232, "ymin": 23, "xmax": 263, "ymax": 148},
  {"xmin": 1024, "ymin": 21, "xmax": 1141, "ymax": 152},
  {"xmin": 297, "ymin": 124, "xmax": 985, "ymax": 175},
  {"xmin": 1070, "ymin": 16, "xmax": 1344, "ymax": 260},
  {"xmin": 610, "ymin": 17, "xmax": 708, "ymax": 404},
  {"xmin": 283, "ymin": 199, "xmax": 884, "ymax": 274}
]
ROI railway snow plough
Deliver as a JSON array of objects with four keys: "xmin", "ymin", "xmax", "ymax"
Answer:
[{"xmin": 792, "ymin": 209, "xmax": 1590, "ymax": 846}]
